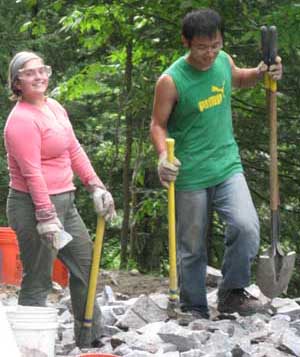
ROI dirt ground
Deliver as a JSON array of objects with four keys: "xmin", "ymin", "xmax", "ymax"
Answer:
[
  {"xmin": 97, "ymin": 270, "xmax": 169, "ymax": 298},
  {"xmin": 0, "ymin": 270, "xmax": 170, "ymax": 300}
]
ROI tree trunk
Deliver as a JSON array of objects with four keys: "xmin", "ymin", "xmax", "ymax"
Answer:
[{"xmin": 120, "ymin": 33, "xmax": 133, "ymax": 269}]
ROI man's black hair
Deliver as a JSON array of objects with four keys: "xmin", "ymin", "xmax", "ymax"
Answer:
[{"xmin": 182, "ymin": 9, "xmax": 224, "ymax": 41}]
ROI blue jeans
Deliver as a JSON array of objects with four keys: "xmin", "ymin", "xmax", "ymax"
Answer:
[{"xmin": 176, "ymin": 173, "xmax": 260, "ymax": 313}]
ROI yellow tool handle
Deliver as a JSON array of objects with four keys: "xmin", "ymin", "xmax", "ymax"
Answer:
[
  {"xmin": 83, "ymin": 216, "xmax": 105, "ymax": 327},
  {"xmin": 264, "ymin": 73, "xmax": 277, "ymax": 92},
  {"xmin": 166, "ymin": 138, "xmax": 177, "ymax": 298}
]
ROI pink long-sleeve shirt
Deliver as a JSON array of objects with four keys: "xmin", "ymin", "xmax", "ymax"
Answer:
[{"xmin": 4, "ymin": 98, "xmax": 101, "ymax": 211}]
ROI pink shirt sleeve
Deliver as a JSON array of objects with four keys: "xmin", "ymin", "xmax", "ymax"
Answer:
[{"xmin": 5, "ymin": 115, "xmax": 53, "ymax": 210}]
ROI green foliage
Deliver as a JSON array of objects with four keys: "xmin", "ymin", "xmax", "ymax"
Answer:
[
  {"xmin": 101, "ymin": 236, "xmax": 121, "ymax": 269},
  {"xmin": 0, "ymin": 0, "xmax": 300, "ymax": 295}
]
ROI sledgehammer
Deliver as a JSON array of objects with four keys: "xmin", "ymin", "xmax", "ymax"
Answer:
[
  {"xmin": 166, "ymin": 138, "xmax": 179, "ymax": 318},
  {"xmin": 166, "ymin": 138, "xmax": 195, "ymax": 323},
  {"xmin": 78, "ymin": 216, "xmax": 105, "ymax": 347}
]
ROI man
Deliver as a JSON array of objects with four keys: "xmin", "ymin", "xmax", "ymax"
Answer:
[{"xmin": 150, "ymin": 9, "xmax": 282, "ymax": 318}]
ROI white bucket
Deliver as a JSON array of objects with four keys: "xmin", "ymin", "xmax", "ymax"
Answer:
[
  {"xmin": 0, "ymin": 302, "xmax": 21, "ymax": 357},
  {"xmin": 6, "ymin": 305, "xmax": 58, "ymax": 357}
]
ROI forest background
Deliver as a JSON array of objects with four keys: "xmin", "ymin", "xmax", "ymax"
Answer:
[{"xmin": 1, "ymin": 0, "xmax": 300, "ymax": 296}]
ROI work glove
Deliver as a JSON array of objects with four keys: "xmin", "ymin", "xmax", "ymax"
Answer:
[
  {"xmin": 36, "ymin": 216, "xmax": 63, "ymax": 250},
  {"xmin": 268, "ymin": 56, "xmax": 282, "ymax": 81},
  {"xmin": 35, "ymin": 206, "xmax": 63, "ymax": 250},
  {"xmin": 257, "ymin": 56, "xmax": 282, "ymax": 81},
  {"xmin": 157, "ymin": 151, "xmax": 181, "ymax": 188},
  {"xmin": 257, "ymin": 61, "xmax": 268, "ymax": 77},
  {"xmin": 92, "ymin": 187, "xmax": 116, "ymax": 221}
]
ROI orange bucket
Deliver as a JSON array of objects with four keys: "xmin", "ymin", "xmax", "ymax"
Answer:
[
  {"xmin": 0, "ymin": 227, "xmax": 22, "ymax": 285},
  {"xmin": 78, "ymin": 353, "xmax": 119, "ymax": 357},
  {"xmin": 0, "ymin": 227, "xmax": 69, "ymax": 287},
  {"xmin": 52, "ymin": 259, "xmax": 69, "ymax": 287}
]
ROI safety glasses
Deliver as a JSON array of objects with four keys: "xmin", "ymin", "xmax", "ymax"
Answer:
[{"xmin": 18, "ymin": 65, "xmax": 52, "ymax": 79}]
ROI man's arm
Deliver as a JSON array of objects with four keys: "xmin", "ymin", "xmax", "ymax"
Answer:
[
  {"xmin": 150, "ymin": 74, "xmax": 181, "ymax": 188},
  {"xmin": 228, "ymin": 54, "xmax": 282, "ymax": 89},
  {"xmin": 228, "ymin": 54, "xmax": 265, "ymax": 88},
  {"xmin": 150, "ymin": 74, "xmax": 178, "ymax": 154}
]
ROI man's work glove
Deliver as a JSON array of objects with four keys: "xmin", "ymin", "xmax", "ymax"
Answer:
[
  {"xmin": 257, "ymin": 61, "xmax": 268, "ymax": 77},
  {"xmin": 92, "ymin": 187, "xmax": 116, "ymax": 221},
  {"xmin": 36, "ymin": 207, "xmax": 63, "ymax": 250},
  {"xmin": 257, "ymin": 56, "xmax": 282, "ymax": 81},
  {"xmin": 268, "ymin": 56, "xmax": 282, "ymax": 81},
  {"xmin": 157, "ymin": 151, "xmax": 181, "ymax": 188}
]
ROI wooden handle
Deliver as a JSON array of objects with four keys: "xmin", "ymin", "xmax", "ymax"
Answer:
[{"xmin": 269, "ymin": 91, "xmax": 279, "ymax": 210}]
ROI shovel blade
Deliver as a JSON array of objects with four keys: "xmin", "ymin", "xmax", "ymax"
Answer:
[{"xmin": 256, "ymin": 246, "xmax": 296, "ymax": 299}]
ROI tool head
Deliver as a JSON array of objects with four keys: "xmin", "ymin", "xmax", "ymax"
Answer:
[
  {"xmin": 256, "ymin": 246, "xmax": 296, "ymax": 298},
  {"xmin": 269, "ymin": 26, "xmax": 277, "ymax": 65},
  {"xmin": 261, "ymin": 26, "xmax": 269, "ymax": 65},
  {"xmin": 167, "ymin": 299, "xmax": 179, "ymax": 319},
  {"xmin": 260, "ymin": 25, "xmax": 277, "ymax": 66}
]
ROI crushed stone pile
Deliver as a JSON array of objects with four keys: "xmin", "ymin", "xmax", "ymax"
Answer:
[{"xmin": 1, "ymin": 267, "xmax": 300, "ymax": 357}]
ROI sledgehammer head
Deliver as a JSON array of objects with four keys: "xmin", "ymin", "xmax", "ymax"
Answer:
[{"xmin": 167, "ymin": 297, "xmax": 179, "ymax": 319}]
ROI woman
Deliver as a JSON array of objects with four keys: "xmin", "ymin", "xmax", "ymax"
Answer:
[{"xmin": 4, "ymin": 51, "xmax": 115, "ymax": 347}]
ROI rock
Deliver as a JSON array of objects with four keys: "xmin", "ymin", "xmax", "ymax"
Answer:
[
  {"xmin": 114, "ymin": 343, "xmax": 133, "ymax": 356},
  {"xmin": 102, "ymin": 325, "xmax": 122, "ymax": 337},
  {"xmin": 58, "ymin": 309, "xmax": 73, "ymax": 324},
  {"xmin": 123, "ymin": 351, "xmax": 152, "ymax": 356},
  {"xmin": 103, "ymin": 285, "xmax": 116, "ymax": 304},
  {"xmin": 131, "ymin": 294, "xmax": 168, "ymax": 323},
  {"xmin": 199, "ymin": 330, "xmax": 234, "ymax": 355},
  {"xmin": 129, "ymin": 269, "xmax": 140, "ymax": 276},
  {"xmin": 158, "ymin": 321, "xmax": 210, "ymax": 352},
  {"xmin": 116, "ymin": 307, "xmax": 147, "ymax": 330},
  {"xmin": 162, "ymin": 352, "xmax": 180, "ymax": 357},
  {"xmin": 271, "ymin": 297, "xmax": 300, "ymax": 318},
  {"xmin": 245, "ymin": 284, "xmax": 271, "ymax": 306},
  {"xmin": 250, "ymin": 342, "xmax": 289, "ymax": 356},
  {"xmin": 206, "ymin": 266, "xmax": 222, "ymax": 287},
  {"xmin": 100, "ymin": 305, "xmax": 118, "ymax": 326},
  {"xmin": 149, "ymin": 293, "xmax": 169, "ymax": 310},
  {"xmin": 181, "ymin": 350, "xmax": 205, "ymax": 356},
  {"xmin": 280, "ymin": 330, "xmax": 300, "ymax": 356},
  {"xmin": 3, "ymin": 278, "xmax": 300, "ymax": 357}
]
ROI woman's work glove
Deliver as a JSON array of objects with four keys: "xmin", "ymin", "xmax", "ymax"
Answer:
[
  {"xmin": 157, "ymin": 151, "xmax": 181, "ymax": 188},
  {"xmin": 36, "ymin": 207, "xmax": 63, "ymax": 250},
  {"xmin": 92, "ymin": 187, "xmax": 116, "ymax": 221}
]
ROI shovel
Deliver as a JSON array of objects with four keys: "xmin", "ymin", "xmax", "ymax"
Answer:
[
  {"xmin": 256, "ymin": 26, "xmax": 296, "ymax": 299},
  {"xmin": 78, "ymin": 216, "xmax": 105, "ymax": 347}
]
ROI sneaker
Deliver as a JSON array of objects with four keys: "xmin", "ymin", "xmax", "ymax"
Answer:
[
  {"xmin": 178, "ymin": 309, "xmax": 210, "ymax": 326},
  {"xmin": 217, "ymin": 288, "xmax": 263, "ymax": 316}
]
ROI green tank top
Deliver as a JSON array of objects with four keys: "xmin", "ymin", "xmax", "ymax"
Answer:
[{"xmin": 165, "ymin": 50, "xmax": 243, "ymax": 191}]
